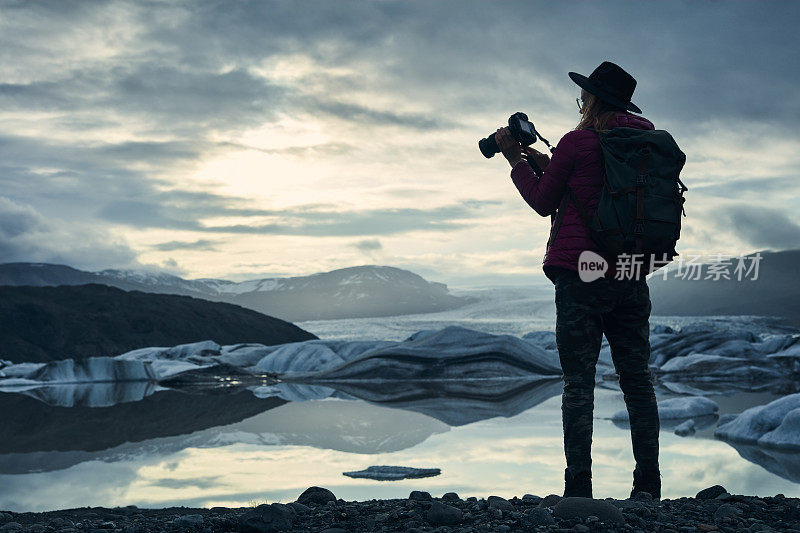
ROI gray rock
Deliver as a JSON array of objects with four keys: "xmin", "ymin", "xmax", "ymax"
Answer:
[
  {"xmin": 286, "ymin": 502, "xmax": 311, "ymax": 514},
  {"xmin": 238, "ymin": 503, "xmax": 295, "ymax": 533},
  {"xmin": 553, "ymin": 497, "xmax": 625, "ymax": 525},
  {"xmin": 696, "ymin": 485, "xmax": 728, "ymax": 500},
  {"xmin": 714, "ymin": 503, "xmax": 739, "ymax": 521},
  {"xmin": 409, "ymin": 490, "xmax": 433, "ymax": 501},
  {"xmin": 538, "ymin": 494, "xmax": 563, "ymax": 508},
  {"xmin": 297, "ymin": 486, "xmax": 337, "ymax": 505},
  {"xmin": 442, "ymin": 492, "xmax": 460, "ymax": 501},
  {"xmin": 319, "ymin": 529, "xmax": 350, "ymax": 533},
  {"xmin": 173, "ymin": 514, "xmax": 203, "ymax": 527},
  {"xmin": 573, "ymin": 525, "xmax": 590, "ymax": 533},
  {"xmin": 0, "ymin": 524, "xmax": 22, "ymax": 533},
  {"xmin": 526, "ymin": 507, "xmax": 555, "ymax": 526},
  {"xmin": 522, "ymin": 494, "xmax": 541, "ymax": 501},
  {"xmin": 487, "ymin": 495, "xmax": 515, "ymax": 511},
  {"xmin": 427, "ymin": 502, "xmax": 462, "ymax": 526}
]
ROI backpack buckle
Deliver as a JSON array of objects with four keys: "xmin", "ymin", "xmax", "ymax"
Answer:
[{"xmin": 633, "ymin": 221, "xmax": 645, "ymax": 234}]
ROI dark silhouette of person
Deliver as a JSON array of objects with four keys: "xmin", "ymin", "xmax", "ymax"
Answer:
[{"xmin": 495, "ymin": 61, "xmax": 661, "ymax": 500}]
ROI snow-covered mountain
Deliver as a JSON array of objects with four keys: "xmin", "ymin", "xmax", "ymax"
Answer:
[{"xmin": 0, "ymin": 263, "xmax": 474, "ymax": 321}]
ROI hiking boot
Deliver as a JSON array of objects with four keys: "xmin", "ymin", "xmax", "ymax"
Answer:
[
  {"xmin": 630, "ymin": 466, "xmax": 661, "ymax": 500},
  {"xmin": 563, "ymin": 468, "xmax": 592, "ymax": 498}
]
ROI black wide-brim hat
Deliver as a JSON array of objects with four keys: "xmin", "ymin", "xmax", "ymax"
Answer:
[{"xmin": 569, "ymin": 61, "xmax": 642, "ymax": 114}]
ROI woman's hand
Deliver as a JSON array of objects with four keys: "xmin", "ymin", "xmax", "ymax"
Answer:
[
  {"xmin": 524, "ymin": 146, "xmax": 551, "ymax": 171},
  {"xmin": 495, "ymin": 127, "xmax": 524, "ymax": 168}
]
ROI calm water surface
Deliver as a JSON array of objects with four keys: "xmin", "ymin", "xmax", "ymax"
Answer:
[{"xmin": 2, "ymin": 384, "xmax": 798, "ymax": 512}]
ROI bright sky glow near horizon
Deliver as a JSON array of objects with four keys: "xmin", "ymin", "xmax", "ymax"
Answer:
[{"xmin": 1, "ymin": 0, "xmax": 799, "ymax": 285}]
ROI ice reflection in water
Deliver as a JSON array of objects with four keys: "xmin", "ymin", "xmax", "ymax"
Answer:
[{"xmin": 1, "ymin": 378, "xmax": 799, "ymax": 512}]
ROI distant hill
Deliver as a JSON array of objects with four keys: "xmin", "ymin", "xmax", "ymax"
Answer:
[
  {"xmin": 649, "ymin": 249, "xmax": 800, "ymax": 324},
  {"xmin": 0, "ymin": 284, "xmax": 317, "ymax": 363},
  {"xmin": 0, "ymin": 263, "xmax": 473, "ymax": 321}
]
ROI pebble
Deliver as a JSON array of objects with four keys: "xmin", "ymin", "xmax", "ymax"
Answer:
[
  {"xmin": 526, "ymin": 507, "xmax": 556, "ymax": 526},
  {"xmin": 487, "ymin": 495, "xmax": 515, "ymax": 511},
  {"xmin": 553, "ymin": 497, "xmax": 626, "ymax": 525},
  {"xmin": 538, "ymin": 494, "xmax": 564, "ymax": 508},
  {"xmin": 173, "ymin": 513, "xmax": 203, "ymax": 527},
  {"xmin": 427, "ymin": 501, "xmax": 462, "ymax": 526},
  {"xmin": 239, "ymin": 503, "xmax": 295, "ymax": 533},
  {"xmin": 3, "ymin": 486, "xmax": 799, "ymax": 533}
]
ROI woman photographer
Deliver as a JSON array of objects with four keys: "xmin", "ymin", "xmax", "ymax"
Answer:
[{"xmin": 495, "ymin": 61, "xmax": 661, "ymax": 500}]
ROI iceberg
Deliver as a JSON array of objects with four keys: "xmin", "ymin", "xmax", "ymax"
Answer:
[
  {"xmin": 611, "ymin": 396, "xmax": 718, "ymax": 422},
  {"xmin": 343, "ymin": 466, "xmax": 441, "ymax": 481},
  {"xmin": 714, "ymin": 393, "xmax": 800, "ymax": 451},
  {"xmin": 657, "ymin": 353, "xmax": 783, "ymax": 381},
  {"xmin": 287, "ymin": 326, "xmax": 562, "ymax": 382}
]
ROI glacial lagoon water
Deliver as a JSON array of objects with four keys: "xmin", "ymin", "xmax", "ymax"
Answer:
[{"xmin": 1, "ymin": 286, "xmax": 798, "ymax": 511}]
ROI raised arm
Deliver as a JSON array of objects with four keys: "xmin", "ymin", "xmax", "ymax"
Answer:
[{"xmin": 510, "ymin": 133, "xmax": 576, "ymax": 217}]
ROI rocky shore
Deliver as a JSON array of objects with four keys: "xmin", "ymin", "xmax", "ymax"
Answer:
[{"xmin": 1, "ymin": 485, "xmax": 799, "ymax": 533}]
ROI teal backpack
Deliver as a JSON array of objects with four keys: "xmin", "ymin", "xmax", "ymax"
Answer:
[{"xmin": 552, "ymin": 127, "xmax": 688, "ymax": 269}]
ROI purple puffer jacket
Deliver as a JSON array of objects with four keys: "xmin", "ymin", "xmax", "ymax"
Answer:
[{"xmin": 511, "ymin": 112, "xmax": 655, "ymax": 279}]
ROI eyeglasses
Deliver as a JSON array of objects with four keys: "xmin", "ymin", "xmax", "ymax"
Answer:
[{"xmin": 576, "ymin": 97, "xmax": 584, "ymax": 112}]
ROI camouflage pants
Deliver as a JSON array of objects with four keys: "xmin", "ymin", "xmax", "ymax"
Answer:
[{"xmin": 552, "ymin": 267, "xmax": 660, "ymax": 476}]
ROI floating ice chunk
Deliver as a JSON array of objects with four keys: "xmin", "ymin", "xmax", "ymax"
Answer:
[
  {"xmin": 715, "ymin": 394, "xmax": 800, "ymax": 451},
  {"xmin": 521, "ymin": 331, "xmax": 557, "ymax": 351},
  {"xmin": 163, "ymin": 340, "xmax": 221, "ymax": 360},
  {"xmin": 757, "ymin": 408, "xmax": 800, "ymax": 450},
  {"xmin": 611, "ymin": 396, "xmax": 718, "ymax": 422},
  {"xmin": 343, "ymin": 465, "xmax": 441, "ymax": 480},
  {"xmin": 674, "ymin": 418, "xmax": 696, "ymax": 436},
  {"xmin": 255, "ymin": 342, "xmax": 347, "ymax": 374},
  {"xmin": 658, "ymin": 353, "xmax": 782, "ymax": 381},
  {"xmin": 292, "ymin": 326, "xmax": 562, "ymax": 382},
  {"xmin": 0, "ymin": 362, "xmax": 46, "ymax": 379},
  {"xmin": 217, "ymin": 343, "xmax": 280, "ymax": 368},
  {"xmin": 149, "ymin": 360, "xmax": 209, "ymax": 379}
]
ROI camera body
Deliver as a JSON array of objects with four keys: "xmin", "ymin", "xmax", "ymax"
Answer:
[{"xmin": 478, "ymin": 112, "xmax": 539, "ymax": 158}]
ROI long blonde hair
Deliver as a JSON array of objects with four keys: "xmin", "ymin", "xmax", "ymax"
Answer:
[{"xmin": 575, "ymin": 92, "xmax": 625, "ymax": 131}]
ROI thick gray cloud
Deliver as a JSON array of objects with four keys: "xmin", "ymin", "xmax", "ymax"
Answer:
[
  {"xmin": 0, "ymin": 0, "xmax": 798, "ymax": 279},
  {"xmin": 0, "ymin": 196, "xmax": 140, "ymax": 269},
  {"xmin": 352, "ymin": 239, "xmax": 383, "ymax": 252}
]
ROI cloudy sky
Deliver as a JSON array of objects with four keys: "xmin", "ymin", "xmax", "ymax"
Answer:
[{"xmin": 1, "ymin": 0, "xmax": 798, "ymax": 285}]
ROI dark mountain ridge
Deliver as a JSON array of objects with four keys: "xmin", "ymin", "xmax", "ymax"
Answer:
[{"xmin": 0, "ymin": 284, "xmax": 317, "ymax": 363}]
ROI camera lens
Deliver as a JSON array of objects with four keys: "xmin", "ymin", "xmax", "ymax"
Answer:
[{"xmin": 478, "ymin": 134, "xmax": 500, "ymax": 158}]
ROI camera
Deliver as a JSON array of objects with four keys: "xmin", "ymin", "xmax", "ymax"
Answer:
[{"xmin": 478, "ymin": 112, "xmax": 540, "ymax": 158}]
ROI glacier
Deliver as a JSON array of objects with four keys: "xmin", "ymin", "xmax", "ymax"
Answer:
[{"xmin": 2, "ymin": 322, "xmax": 798, "ymax": 417}]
